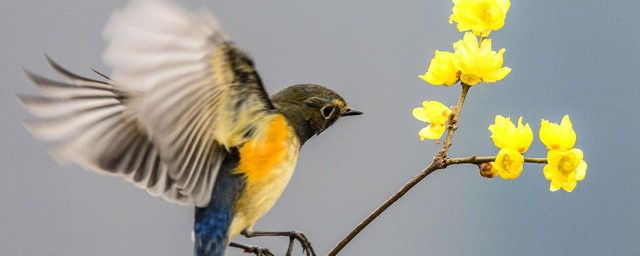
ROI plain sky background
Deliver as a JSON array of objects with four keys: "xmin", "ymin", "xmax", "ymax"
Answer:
[{"xmin": 2, "ymin": 1, "xmax": 639, "ymax": 255}]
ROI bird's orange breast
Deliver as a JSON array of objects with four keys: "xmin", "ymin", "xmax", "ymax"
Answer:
[
  {"xmin": 228, "ymin": 114, "xmax": 300, "ymax": 238},
  {"xmin": 235, "ymin": 114, "xmax": 294, "ymax": 184}
]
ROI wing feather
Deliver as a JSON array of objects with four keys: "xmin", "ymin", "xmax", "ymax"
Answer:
[
  {"xmin": 103, "ymin": 0, "xmax": 275, "ymax": 206},
  {"xmin": 21, "ymin": 0, "xmax": 276, "ymax": 207}
]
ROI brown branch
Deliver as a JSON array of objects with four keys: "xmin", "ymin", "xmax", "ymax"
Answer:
[
  {"xmin": 439, "ymin": 83, "xmax": 471, "ymax": 156},
  {"xmin": 327, "ymin": 84, "xmax": 472, "ymax": 256},
  {"xmin": 325, "ymin": 82, "xmax": 551, "ymax": 255},
  {"xmin": 326, "ymin": 157, "xmax": 446, "ymax": 256},
  {"xmin": 445, "ymin": 156, "xmax": 548, "ymax": 166},
  {"xmin": 325, "ymin": 154, "xmax": 546, "ymax": 255}
]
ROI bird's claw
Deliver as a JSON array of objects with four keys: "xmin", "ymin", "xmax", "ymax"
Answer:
[
  {"xmin": 287, "ymin": 231, "xmax": 315, "ymax": 256},
  {"xmin": 241, "ymin": 230, "xmax": 316, "ymax": 256},
  {"xmin": 229, "ymin": 242, "xmax": 274, "ymax": 256},
  {"xmin": 246, "ymin": 246, "xmax": 274, "ymax": 256}
]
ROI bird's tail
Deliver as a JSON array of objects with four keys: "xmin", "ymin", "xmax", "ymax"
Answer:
[
  {"xmin": 194, "ymin": 205, "xmax": 233, "ymax": 256},
  {"xmin": 193, "ymin": 152, "xmax": 243, "ymax": 256}
]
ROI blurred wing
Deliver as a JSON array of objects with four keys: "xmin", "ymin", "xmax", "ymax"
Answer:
[
  {"xmin": 104, "ymin": 0, "xmax": 275, "ymax": 148},
  {"xmin": 21, "ymin": 0, "xmax": 275, "ymax": 207},
  {"xmin": 19, "ymin": 59, "xmax": 198, "ymax": 203}
]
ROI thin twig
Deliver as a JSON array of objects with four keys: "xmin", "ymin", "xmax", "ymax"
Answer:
[
  {"xmin": 324, "ymin": 154, "xmax": 547, "ymax": 255},
  {"xmin": 326, "ymin": 83, "xmax": 551, "ymax": 255},
  {"xmin": 445, "ymin": 156, "xmax": 547, "ymax": 166},
  {"xmin": 326, "ymin": 159, "xmax": 445, "ymax": 256},
  {"xmin": 440, "ymin": 83, "xmax": 471, "ymax": 156},
  {"xmin": 327, "ymin": 84, "xmax": 473, "ymax": 255}
]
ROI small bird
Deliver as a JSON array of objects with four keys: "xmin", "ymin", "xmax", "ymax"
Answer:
[{"xmin": 19, "ymin": 1, "xmax": 361, "ymax": 256}]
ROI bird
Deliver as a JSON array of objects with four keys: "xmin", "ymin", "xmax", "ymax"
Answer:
[{"xmin": 18, "ymin": 1, "xmax": 361, "ymax": 256}]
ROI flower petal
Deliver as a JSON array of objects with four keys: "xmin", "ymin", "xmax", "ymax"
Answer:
[
  {"xmin": 483, "ymin": 67, "xmax": 511, "ymax": 83},
  {"xmin": 412, "ymin": 107, "xmax": 430, "ymax": 122},
  {"xmin": 418, "ymin": 126, "xmax": 430, "ymax": 140},
  {"xmin": 543, "ymin": 165, "xmax": 554, "ymax": 180},
  {"xmin": 419, "ymin": 125, "xmax": 445, "ymax": 140},
  {"xmin": 563, "ymin": 179, "xmax": 577, "ymax": 192},
  {"xmin": 576, "ymin": 160, "xmax": 587, "ymax": 181}
]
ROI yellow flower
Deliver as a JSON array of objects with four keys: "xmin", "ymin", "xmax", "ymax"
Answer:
[
  {"xmin": 419, "ymin": 50, "xmax": 460, "ymax": 86},
  {"xmin": 539, "ymin": 115, "xmax": 577, "ymax": 151},
  {"xmin": 449, "ymin": 0, "xmax": 511, "ymax": 37},
  {"xmin": 487, "ymin": 115, "xmax": 531, "ymax": 180},
  {"xmin": 453, "ymin": 32, "xmax": 511, "ymax": 85},
  {"xmin": 494, "ymin": 148, "xmax": 524, "ymax": 179},
  {"xmin": 412, "ymin": 101, "xmax": 452, "ymax": 140},
  {"xmin": 543, "ymin": 148, "xmax": 587, "ymax": 192},
  {"xmin": 488, "ymin": 115, "xmax": 533, "ymax": 153}
]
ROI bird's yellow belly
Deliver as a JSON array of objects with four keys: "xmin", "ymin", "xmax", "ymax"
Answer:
[{"xmin": 227, "ymin": 115, "xmax": 300, "ymax": 239}]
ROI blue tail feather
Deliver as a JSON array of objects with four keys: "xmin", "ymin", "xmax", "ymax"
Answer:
[
  {"xmin": 194, "ymin": 151, "xmax": 244, "ymax": 256},
  {"xmin": 194, "ymin": 206, "xmax": 232, "ymax": 256}
]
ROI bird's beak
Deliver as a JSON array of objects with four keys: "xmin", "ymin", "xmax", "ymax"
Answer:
[{"xmin": 341, "ymin": 106, "xmax": 363, "ymax": 116}]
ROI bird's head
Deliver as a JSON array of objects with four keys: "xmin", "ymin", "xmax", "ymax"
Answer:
[{"xmin": 271, "ymin": 84, "xmax": 362, "ymax": 145}]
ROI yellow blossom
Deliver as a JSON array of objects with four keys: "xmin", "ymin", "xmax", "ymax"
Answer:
[
  {"xmin": 419, "ymin": 50, "xmax": 460, "ymax": 86},
  {"xmin": 539, "ymin": 115, "xmax": 577, "ymax": 151},
  {"xmin": 543, "ymin": 148, "xmax": 587, "ymax": 192},
  {"xmin": 412, "ymin": 101, "xmax": 452, "ymax": 140},
  {"xmin": 488, "ymin": 115, "xmax": 533, "ymax": 153},
  {"xmin": 449, "ymin": 0, "xmax": 511, "ymax": 37},
  {"xmin": 453, "ymin": 32, "xmax": 511, "ymax": 85},
  {"xmin": 494, "ymin": 148, "xmax": 524, "ymax": 179}
]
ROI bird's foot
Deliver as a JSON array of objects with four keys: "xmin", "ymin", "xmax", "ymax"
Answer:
[
  {"xmin": 241, "ymin": 230, "xmax": 316, "ymax": 256},
  {"xmin": 229, "ymin": 242, "xmax": 274, "ymax": 256}
]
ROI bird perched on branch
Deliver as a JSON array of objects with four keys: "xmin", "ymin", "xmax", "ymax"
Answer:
[{"xmin": 19, "ymin": 1, "xmax": 361, "ymax": 255}]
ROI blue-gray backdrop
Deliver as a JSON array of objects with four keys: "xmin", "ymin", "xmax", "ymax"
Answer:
[{"xmin": 1, "ymin": 1, "xmax": 638, "ymax": 255}]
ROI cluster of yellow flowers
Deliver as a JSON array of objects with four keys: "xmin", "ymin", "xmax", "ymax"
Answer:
[
  {"xmin": 487, "ymin": 115, "xmax": 533, "ymax": 179},
  {"xmin": 414, "ymin": 0, "xmax": 512, "ymax": 141},
  {"xmin": 486, "ymin": 115, "xmax": 587, "ymax": 192},
  {"xmin": 539, "ymin": 116, "xmax": 588, "ymax": 192},
  {"xmin": 419, "ymin": 32, "xmax": 511, "ymax": 86},
  {"xmin": 419, "ymin": 0, "xmax": 511, "ymax": 86},
  {"xmin": 412, "ymin": 0, "xmax": 588, "ymax": 192}
]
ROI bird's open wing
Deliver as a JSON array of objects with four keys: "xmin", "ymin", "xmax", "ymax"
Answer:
[{"xmin": 20, "ymin": 0, "xmax": 275, "ymax": 207}]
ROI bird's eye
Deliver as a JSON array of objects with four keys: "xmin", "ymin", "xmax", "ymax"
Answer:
[{"xmin": 321, "ymin": 106, "xmax": 334, "ymax": 119}]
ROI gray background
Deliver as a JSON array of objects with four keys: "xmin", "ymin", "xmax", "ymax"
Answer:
[{"xmin": 2, "ymin": 0, "xmax": 639, "ymax": 255}]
